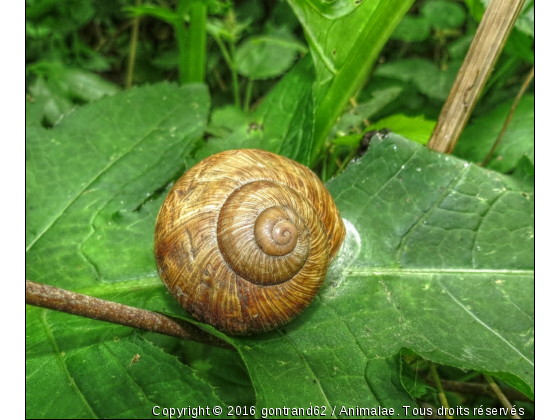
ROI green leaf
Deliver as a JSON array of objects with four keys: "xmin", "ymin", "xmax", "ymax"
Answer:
[
  {"xmin": 27, "ymin": 61, "xmax": 121, "ymax": 104},
  {"xmin": 233, "ymin": 331, "xmax": 418, "ymax": 418},
  {"xmin": 27, "ymin": 77, "xmax": 74, "ymax": 126},
  {"xmin": 27, "ymin": 85, "xmax": 534, "ymax": 416},
  {"xmin": 391, "ymin": 15, "xmax": 431, "ymax": 42},
  {"xmin": 200, "ymin": 134, "xmax": 534, "ymax": 411},
  {"xmin": 503, "ymin": 29, "xmax": 534, "ymax": 65},
  {"xmin": 511, "ymin": 155, "xmax": 534, "ymax": 187},
  {"xmin": 236, "ymin": 27, "xmax": 307, "ymax": 80},
  {"xmin": 185, "ymin": 343, "xmax": 256, "ymax": 407},
  {"xmin": 420, "ymin": 0, "xmax": 466, "ymax": 30},
  {"xmin": 26, "ymin": 307, "xmax": 226, "ymax": 418},
  {"xmin": 330, "ymin": 87, "xmax": 403, "ymax": 139},
  {"xmin": 391, "ymin": 0, "xmax": 468, "ymax": 43},
  {"xmin": 454, "ymin": 95, "xmax": 534, "ymax": 172},
  {"xmin": 198, "ymin": 56, "xmax": 315, "ymax": 166},
  {"xmin": 325, "ymin": 135, "xmax": 533, "ymax": 398},
  {"xmin": 26, "ymin": 83, "xmax": 210, "ymax": 289},
  {"xmin": 515, "ymin": 1, "xmax": 534, "ymax": 38},
  {"xmin": 366, "ymin": 115, "xmax": 436, "ymax": 145},
  {"xmin": 206, "ymin": 105, "xmax": 252, "ymax": 138},
  {"xmin": 375, "ymin": 58, "xmax": 461, "ymax": 102},
  {"xmin": 124, "ymin": 4, "xmax": 181, "ymax": 25},
  {"xmin": 26, "ymin": 94, "xmax": 49, "ymax": 127},
  {"xmin": 398, "ymin": 351, "xmax": 432, "ymax": 399},
  {"xmin": 448, "ymin": 34, "xmax": 475, "ymax": 59},
  {"xmin": 464, "ymin": 0, "xmax": 485, "ymax": 21},
  {"xmin": 286, "ymin": 0, "xmax": 415, "ymax": 160}
]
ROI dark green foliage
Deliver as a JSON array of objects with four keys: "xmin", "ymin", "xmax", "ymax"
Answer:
[{"xmin": 26, "ymin": 0, "xmax": 534, "ymax": 418}]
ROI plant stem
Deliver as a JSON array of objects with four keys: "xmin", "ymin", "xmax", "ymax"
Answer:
[
  {"xmin": 333, "ymin": 147, "xmax": 358, "ymax": 178},
  {"xmin": 244, "ymin": 79, "xmax": 253, "ymax": 111},
  {"xmin": 229, "ymin": 39, "xmax": 240, "ymax": 107},
  {"xmin": 424, "ymin": 378, "xmax": 532, "ymax": 402},
  {"xmin": 481, "ymin": 65, "xmax": 534, "ymax": 166},
  {"xmin": 320, "ymin": 149, "xmax": 328, "ymax": 183},
  {"xmin": 213, "ymin": 35, "xmax": 234, "ymax": 68},
  {"xmin": 25, "ymin": 279, "xmax": 233, "ymax": 350},
  {"xmin": 188, "ymin": 1, "xmax": 207, "ymax": 83},
  {"xmin": 430, "ymin": 363, "xmax": 453, "ymax": 419},
  {"xmin": 175, "ymin": 0, "xmax": 190, "ymax": 85},
  {"xmin": 481, "ymin": 55, "xmax": 518, "ymax": 98},
  {"xmin": 125, "ymin": 0, "xmax": 141, "ymax": 89},
  {"xmin": 427, "ymin": 0, "xmax": 527, "ymax": 153},
  {"xmin": 483, "ymin": 374, "xmax": 521, "ymax": 419},
  {"xmin": 211, "ymin": 34, "xmax": 241, "ymax": 107}
]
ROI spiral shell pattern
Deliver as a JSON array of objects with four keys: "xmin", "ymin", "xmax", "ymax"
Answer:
[{"xmin": 154, "ymin": 149, "xmax": 345, "ymax": 335}]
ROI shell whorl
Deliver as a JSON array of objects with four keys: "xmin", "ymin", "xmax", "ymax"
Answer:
[{"xmin": 154, "ymin": 149, "xmax": 345, "ymax": 335}]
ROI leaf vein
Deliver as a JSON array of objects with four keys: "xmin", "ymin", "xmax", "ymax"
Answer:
[
  {"xmin": 26, "ymin": 101, "xmax": 187, "ymax": 253},
  {"xmin": 396, "ymin": 165, "xmax": 470, "ymax": 265},
  {"xmin": 39, "ymin": 309, "xmax": 99, "ymax": 418},
  {"xmin": 438, "ymin": 280, "xmax": 534, "ymax": 367},
  {"xmin": 277, "ymin": 330, "xmax": 336, "ymax": 418}
]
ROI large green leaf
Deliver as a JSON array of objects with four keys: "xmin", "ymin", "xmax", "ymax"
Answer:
[
  {"xmin": 286, "ymin": 0, "xmax": 415, "ymax": 160},
  {"xmin": 27, "ymin": 85, "xmax": 534, "ymax": 417},
  {"xmin": 201, "ymin": 133, "xmax": 534, "ymax": 413},
  {"xmin": 26, "ymin": 82, "xmax": 210, "ymax": 289},
  {"xmin": 26, "ymin": 304, "xmax": 226, "ymax": 418},
  {"xmin": 324, "ymin": 134, "xmax": 533, "ymax": 399}
]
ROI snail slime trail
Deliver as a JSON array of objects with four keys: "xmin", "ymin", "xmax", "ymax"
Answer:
[{"xmin": 154, "ymin": 149, "xmax": 345, "ymax": 335}]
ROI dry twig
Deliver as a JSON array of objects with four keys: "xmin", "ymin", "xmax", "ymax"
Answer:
[
  {"xmin": 25, "ymin": 279, "xmax": 233, "ymax": 350},
  {"xmin": 427, "ymin": 0, "xmax": 527, "ymax": 153}
]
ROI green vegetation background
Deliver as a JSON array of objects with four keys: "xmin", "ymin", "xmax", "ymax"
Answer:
[{"xmin": 26, "ymin": 0, "xmax": 534, "ymax": 418}]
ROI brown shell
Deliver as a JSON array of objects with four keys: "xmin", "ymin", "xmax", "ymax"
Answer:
[{"xmin": 154, "ymin": 149, "xmax": 345, "ymax": 335}]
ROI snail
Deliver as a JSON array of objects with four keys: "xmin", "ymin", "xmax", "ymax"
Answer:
[{"xmin": 154, "ymin": 149, "xmax": 345, "ymax": 335}]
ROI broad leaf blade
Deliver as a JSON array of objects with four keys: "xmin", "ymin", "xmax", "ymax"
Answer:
[
  {"xmin": 26, "ymin": 83, "xmax": 216, "ymax": 418},
  {"xmin": 206, "ymin": 134, "xmax": 533, "ymax": 412},
  {"xmin": 326, "ymin": 134, "xmax": 533, "ymax": 395},
  {"xmin": 26, "ymin": 304, "xmax": 226, "ymax": 419},
  {"xmin": 26, "ymin": 83, "xmax": 209, "ymax": 288},
  {"xmin": 26, "ymin": 83, "xmax": 534, "ymax": 416}
]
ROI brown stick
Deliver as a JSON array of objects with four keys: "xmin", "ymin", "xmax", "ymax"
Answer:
[
  {"xmin": 427, "ymin": 0, "xmax": 527, "ymax": 153},
  {"xmin": 481, "ymin": 66, "xmax": 534, "ymax": 166},
  {"xmin": 26, "ymin": 280, "xmax": 234, "ymax": 350}
]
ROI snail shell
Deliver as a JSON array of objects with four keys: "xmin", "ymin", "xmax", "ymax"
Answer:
[{"xmin": 154, "ymin": 149, "xmax": 345, "ymax": 335}]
